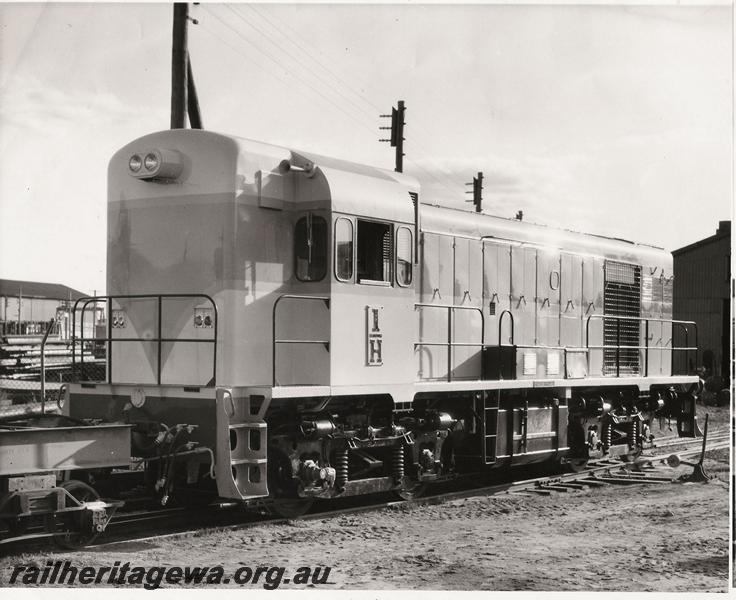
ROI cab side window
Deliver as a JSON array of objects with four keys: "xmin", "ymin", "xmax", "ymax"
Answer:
[
  {"xmin": 334, "ymin": 217, "xmax": 354, "ymax": 282},
  {"xmin": 396, "ymin": 226, "xmax": 413, "ymax": 286},
  {"xmin": 357, "ymin": 220, "xmax": 392, "ymax": 284},
  {"xmin": 295, "ymin": 214, "xmax": 327, "ymax": 282}
]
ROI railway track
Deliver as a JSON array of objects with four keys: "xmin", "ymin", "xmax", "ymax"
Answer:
[
  {"xmin": 85, "ymin": 431, "xmax": 729, "ymax": 551},
  {"xmin": 1, "ymin": 428, "xmax": 727, "ymax": 555},
  {"xmin": 647, "ymin": 427, "xmax": 730, "ymax": 450}
]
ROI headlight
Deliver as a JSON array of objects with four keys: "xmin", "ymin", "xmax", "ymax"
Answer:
[
  {"xmin": 129, "ymin": 148, "xmax": 184, "ymax": 181},
  {"xmin": 144, "ymin": 152, "xmax": 159, "ymax": 172},
  {"xmin": 129, "ymin": 154, "xmax": 142, "ymax": 172}
]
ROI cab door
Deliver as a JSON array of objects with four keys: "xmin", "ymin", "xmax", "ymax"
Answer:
[{"xmin": 329, "ymin": 215, "xmax": 416, "ymax": 387}]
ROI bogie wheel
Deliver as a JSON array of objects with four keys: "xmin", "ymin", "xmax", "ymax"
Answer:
[
  {"xmin": 394, "ymin": 480, "xmax": 427, "ymax": 501},
  {"xmin": 564, "ymin": 421, "xmax": 590, "ymax": 472},
  {"xmin": 620, "ymin": 447, "xmax": 643, "ymax": 463},
  {"xmin": 271, "ymin": 497, "xmax": 315, "ymax": 519},
  {"xmin": 52, "ymin": 480, "xmax": 101, "ymax": 549},
  {"xmin": 267, "ymin": 448, "xmax": 314, "ymax": 519},
  {"xmin": 565, "ymin": 458, "xmax": 590, "ymax": 473}
]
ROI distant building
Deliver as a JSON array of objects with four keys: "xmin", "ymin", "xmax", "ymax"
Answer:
[
  {"xmin": 0, "ymin": 278, "xmax": 88, "ymax": 338},
  {"xmin": 672, "ymin": 221, "xmax": 731, "ymax": 383}
]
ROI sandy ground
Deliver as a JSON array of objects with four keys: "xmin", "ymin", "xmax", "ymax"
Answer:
[
  {"xmin": 0, "ymin": 453, "xmax": 728, "ymax": 592},
  {"xmin": 0, "ymin": 405, "xmax": 730, "ymax": 592}
]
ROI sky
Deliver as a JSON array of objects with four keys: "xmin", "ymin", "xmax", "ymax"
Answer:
[{"xmin": 0, "ymin": 2, "xmax": 732, "ymax": 295}]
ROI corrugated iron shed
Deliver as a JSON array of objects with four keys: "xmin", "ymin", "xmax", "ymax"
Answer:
[
  {"xmin": 0, "ymin": 278, "xmax": 87, "ymax": 301},
  {"xmin": 672, "ymin": 221, "xmax": 731, "ymax": 383}
]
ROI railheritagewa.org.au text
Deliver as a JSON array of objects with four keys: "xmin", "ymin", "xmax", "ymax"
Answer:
[{"xmin": 8, "ymin": 561, "xmax": 332, "ymax": 589}]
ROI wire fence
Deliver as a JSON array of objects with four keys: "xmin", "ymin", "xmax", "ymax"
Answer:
[{"xmin": 0, "ymin": 332, "xmax": 104, "ymax": 417}]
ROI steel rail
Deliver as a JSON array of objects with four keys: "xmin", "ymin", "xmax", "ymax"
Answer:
[
  {"xmin": 74, "ymin": 434, "xmax": 728, "ymax": 552},
  {"xmin": 3, "ymin": 433, "xmax": 725, "ymax": 554}
]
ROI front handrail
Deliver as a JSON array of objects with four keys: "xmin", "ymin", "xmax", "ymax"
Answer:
[
  {"xmin": 72, "ymin": 294, "xmax": 218, "ymax": 386},
  {"xmin": 585, "ymin": 313, "xmax": 697, "ymax": 377},
  {"xmin": 272, "ymin": 294, "xmax": 330, "ymax": 387},
  {"xmin": 414, "ymin": 303, "xmax": 485, "ymax": 382},
  {"xmin": 39, "ymin": 317, "xmax": 57, "ymax": 413}
]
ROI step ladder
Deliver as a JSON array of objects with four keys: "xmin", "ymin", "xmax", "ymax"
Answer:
[
  {"xmin": 483, "ymin": 392, "xmax": 500, "ymax": 465},
  {"xmin": 215, "ymin": 388, "xmax": 269, "ymax": 500}
]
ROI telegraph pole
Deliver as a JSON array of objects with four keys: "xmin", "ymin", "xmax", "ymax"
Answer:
[
  {"xmin": 171, "ymin": 3, "xmax": 203, "ymax": 129},
  {"xmin": 187, "ymin": 57, "xmax": 203, "ymax": 129},
  {"xmin": 171, "ymin": 3, "xmax": 189, "ymax": 129},
  {"xmin": 379, "ymin": 100, "xmax": 406, "ymax": 173},
  {"xmin": 465, "ymin": 171, "xmax": 483, "ymax": 213}
]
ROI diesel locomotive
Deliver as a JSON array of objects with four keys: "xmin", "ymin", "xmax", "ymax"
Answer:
[{"xmin": 0, "ymin": 129, "xmax": 700, "ymax": 544}]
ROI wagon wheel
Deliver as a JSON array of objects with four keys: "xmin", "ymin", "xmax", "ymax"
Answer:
[
  {"xmin": 52, "ymin": 480, "xmax": 101, "ymax": 549},
  {"xmin": 267, "ymin": 449, "xmax": 314, "ymax": 519},
  {"xmin": 0, "ymin": 494, "xmax": 27, "ymax": 540}
]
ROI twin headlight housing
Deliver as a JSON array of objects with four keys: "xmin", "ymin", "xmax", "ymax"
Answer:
[{"xmin": 128, "ymin": 148, "xmax": 183, "ymax": 181}]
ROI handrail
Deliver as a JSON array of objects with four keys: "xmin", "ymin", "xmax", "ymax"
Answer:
[
  {"xmin": 72, "ymin": 294, "xmax": 219, "ymax": 386},
  {"xmin": 75, "ymin": 296, "xmax": 103, "ymax": 376},
  {"xmin": 414, "ymin": 303, "xmax": 484, "ymax": 382},
  {"xmin": 39, "ymin": 317, "xmax": 57, "ymax": 414},
  {"xmin": 498, "ymin": 309, "xmax": 515, "ymax": 346},
  {"xmin": 585, "ymin": 313, "xmax": 697, "ymax": 377},
  {"xmin": 272, "ymin": 294, "xmax": 330, "ymax": 387}
]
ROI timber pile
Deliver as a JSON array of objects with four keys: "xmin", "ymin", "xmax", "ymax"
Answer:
[{"xmin": 0, "ymin": 337, "xmax": 103, "ymax": 382}]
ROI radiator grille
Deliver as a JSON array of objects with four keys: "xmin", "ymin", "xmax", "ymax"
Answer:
[{"xmin": 603, "ymin": 261, "xmax": 641, "ymax": 375}]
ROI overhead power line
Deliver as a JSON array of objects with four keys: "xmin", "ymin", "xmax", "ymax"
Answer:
[
  {"xmin": 238, "ymin": 3, "xmax": 470, "ymax": 191},
  {"xmin": 194, "ymin": 4, "xmax": 465, "ymax": 197}
]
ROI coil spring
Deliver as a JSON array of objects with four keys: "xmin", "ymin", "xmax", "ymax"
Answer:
[
  {"xmin": 392, "ymin": 445, "xmax": 405, "ymax": 480},
  {"xmin": 602, "ymin": 421, "xmax": 612, "ymax": 453},
  {"xmin": 335, "ymin": 449, "xmax": 349, "ymax": 488},
  {"xmin": 629, "ymin": 419, "xmax": 640, "ymax": 448}
]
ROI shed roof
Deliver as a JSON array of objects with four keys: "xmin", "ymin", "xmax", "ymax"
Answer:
[
  {"xmin": 0, "ymin": 278, "xmax": 87, "ymax": 301},
  {"xmin": 672, "ymin": 221, "xmax": 731, "ymax": 256}
]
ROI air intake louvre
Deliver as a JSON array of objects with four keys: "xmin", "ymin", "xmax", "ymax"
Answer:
[{"xmin": 603, "ymin": 261, "xmax": 641, "ymax": 376}]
